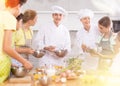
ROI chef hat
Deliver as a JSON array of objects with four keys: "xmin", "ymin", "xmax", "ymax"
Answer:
[
  {"xmin": 51, "ymin": 5, "xmax": 67, "ymax": 15},
  {"xmin": 78, "ymin": 9, "xmax": 94, "ymax": 19}
]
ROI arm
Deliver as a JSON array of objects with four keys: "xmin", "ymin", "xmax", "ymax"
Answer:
[
  {"xmin": 3, "ymin": 30, "xmax": 33, "ymax": 70},
  {"xmin": 15, "ymin": 47, "xmax": 34, "ymax": 54}
]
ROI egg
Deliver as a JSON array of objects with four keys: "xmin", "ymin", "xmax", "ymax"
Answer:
[
  {"xmin": 60, "ymin": 72, "xmax": 67, "ymax": 77},
  {"xmin": 65, "ymin": 70, "xmax": 72, "ymax": 76}
]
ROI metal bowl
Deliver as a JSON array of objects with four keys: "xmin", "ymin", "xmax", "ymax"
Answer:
[
  {"xmin": 33, "ymin": 50, "xmax": 46, "ymax": 58},
  {"xmin": 54, "ymin": 49, "xmax": 67, "ymax": 57},
  {"xmin": 38, "ymin": 76, "xmax": 52, "ymax": 86},
  {"xmin": 11, "ymin": 66, "xmax": 27, "ymax": 77}
]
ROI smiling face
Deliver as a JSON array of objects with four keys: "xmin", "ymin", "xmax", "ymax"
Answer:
[
  {"xmin": 80, "ymin": 16, "xmax": 91, "ymax": 30},
  {"xmin": 52, "ymin": 13, "xmax": 64, "ymax": 26},
  {"xmin": 80, "ymin": 16, "xmax": 90, "ymax": 26}
]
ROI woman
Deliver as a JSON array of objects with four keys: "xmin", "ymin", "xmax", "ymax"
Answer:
[
  {"xmin": 76, "ymin": 9, "xmax": 100, "ymax": 70},
  {"xmin": 110, "ymin": 31, "xmax": 120, "ymax": 74},
  {"xmin": 97, "ymin": 16, "xmax": 116, "ymax": 70},
  {"xmin": 34, "ymin": 5, "xmax": 71, "ymax": 66},
  {"xmin": 0, "ymin": 0, "xmax": 33, "ymax": 83},
  {"xmin": 13, "ymin": 9, "xmax": 37, "ymax": 66}
]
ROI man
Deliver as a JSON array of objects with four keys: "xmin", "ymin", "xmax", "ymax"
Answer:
[{"xmin": 33, "ymin": 5, "xmax": 71, "ymax": 66}]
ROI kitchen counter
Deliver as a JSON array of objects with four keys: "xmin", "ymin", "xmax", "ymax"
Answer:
[{"xmin": 3, "ymin": 70, "xmax": 120, "ymax": 86}]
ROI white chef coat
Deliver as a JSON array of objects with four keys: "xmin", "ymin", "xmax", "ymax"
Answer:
[
  {"xmin": 76, "ymin": 24, "xmax": 100, "ymax": 54},
  {"xmin": 76, "ymin": 24, "xmax": 100, "ymax": 70},
  {"xmin": 33, "ymin": 21, "xmax": 71, "ymax": 66}
]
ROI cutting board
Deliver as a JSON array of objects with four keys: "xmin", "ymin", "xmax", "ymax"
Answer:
[{"xmin": 8, "ymin": 75, "xmax": 32, "ymax": 83}]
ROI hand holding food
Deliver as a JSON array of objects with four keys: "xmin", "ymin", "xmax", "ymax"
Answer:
[
  {"xmin": 81, "ymin": 44, "xmax": 88, "ymax": 52},
  {"xmin": 27, "ymin": 48, "xmax": 35, "ymax": 54},
  {"xmin": 44, "ymin": 46, "xmax": 56, "ymax": 52},
  {"xmin": 22, "ymin": 59, "xmax": 33, "ymax": 70}
]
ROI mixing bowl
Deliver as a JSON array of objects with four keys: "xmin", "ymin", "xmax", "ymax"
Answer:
[{"xmin": 11, "ymin": 66, "xmax": 28, "ymax": 77}]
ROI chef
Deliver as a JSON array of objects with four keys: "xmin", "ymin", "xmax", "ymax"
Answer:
[
  {"xmin": 33, "ymin": 5, "xmax": 71, "ymax": 66},
  {"xmin": 76, "ymin": 9, "xmax": 100, "ymax": 70}
]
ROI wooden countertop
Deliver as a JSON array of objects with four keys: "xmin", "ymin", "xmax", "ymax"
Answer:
[
  {"xmin": 4, "ymin": 76, "xmax": 120, "ymax": 86},
  {"xmin": 3, "ymin": 70, "xmax": 120, "ymax": 86},
  {"xmin": 4, "ymin": 75, "xmax": 81, "ymax": 86}
]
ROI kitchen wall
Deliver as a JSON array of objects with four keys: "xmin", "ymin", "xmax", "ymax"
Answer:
[
  {"xmin": 21, "ymin": 0, "xmax": 120, "ymax": 17},
  {"xmin": 21, "ymin": 0, "xmax": 98, "ymax": 11},
  {"xmin": 25, "ymin": 0, "xmax": 119, "ymax": 67}
]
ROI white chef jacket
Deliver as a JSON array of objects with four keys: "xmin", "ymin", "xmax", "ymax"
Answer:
[
  {"xmin": 76, "ymin": 24, "xmax": 100, "ymax": 70},
  {"xmin": 33, "ymin": 21, "xmax": 71, "ymax": 66},
  {"xmin": 76, "ymin": 24, "xmax": 99, "ymax": 54}
]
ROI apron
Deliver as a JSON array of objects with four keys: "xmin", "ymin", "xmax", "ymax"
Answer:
[
  {"xmin": 97, "ymin": 33, "xmax": 113, "ymax": 70},
  {"xmin": 19, "ymin": 29, "xmax": 33, "ymax": 60},
  {"xmin": 0, "ymin": 56, "xmax": 11, "ymax": 83}
]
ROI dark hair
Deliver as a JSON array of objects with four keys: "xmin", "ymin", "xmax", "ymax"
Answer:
[
  {"xmin": 22, "ymin": 9, "xmax": 37, "ymax": 23},
  {"xmin": 98, "ymin": 16, "xmax": 111, "ymax": 28},
  {"xmin": 19, "ymin": 0, "xmax": 27, "ymax": 6},
  {"xmin": 5, "ymin": 0, "xmax": 27, "ymax": 8},
  {"xmin": 16, "ymin": 13, "xmax": 23, "ymax": 21}
]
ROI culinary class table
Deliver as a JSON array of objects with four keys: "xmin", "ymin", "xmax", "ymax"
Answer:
[
  {"xmin": 3, "ymin": 69, "xmax": 120, "ymax": 86},
  {"xmin": 4, "ymin": 78, "xmax": 82, "ymax": 86},
  {"xmin": 4, "ymin": 69, "xmax": 82, "ymax": 86}
]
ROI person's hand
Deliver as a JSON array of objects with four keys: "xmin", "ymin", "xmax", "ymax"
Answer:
[
  {"xmin": 44, "ymin": 46, "xmax": 56, "ymax": 52},
  {"xmin": 27, "ymin": 48, "xmax": 35, "ymax": 54},
  {"xmin": 11, "ymin": 64, "xmax": 18, "ymax": 67},
  {"xmin": 81, "ymin": 44, "xmax": 87, "ymax": 52},
  {"xmin": 22, "ymin": 60, "xmax": 33, "ymax": 70}
]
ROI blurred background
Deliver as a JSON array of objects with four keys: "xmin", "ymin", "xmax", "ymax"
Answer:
[{"xmin": 19, "ymin": 0, "xmax": 120, "ymax": 67}]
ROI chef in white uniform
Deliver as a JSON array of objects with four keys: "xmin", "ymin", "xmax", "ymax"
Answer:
[
  {"xmin": 76, "ymin": 9, "xmax": 100, "ymax": 70},
  {"xmin": 33, "ymin": 5, "xmax": 71, "ymax": 66}
]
